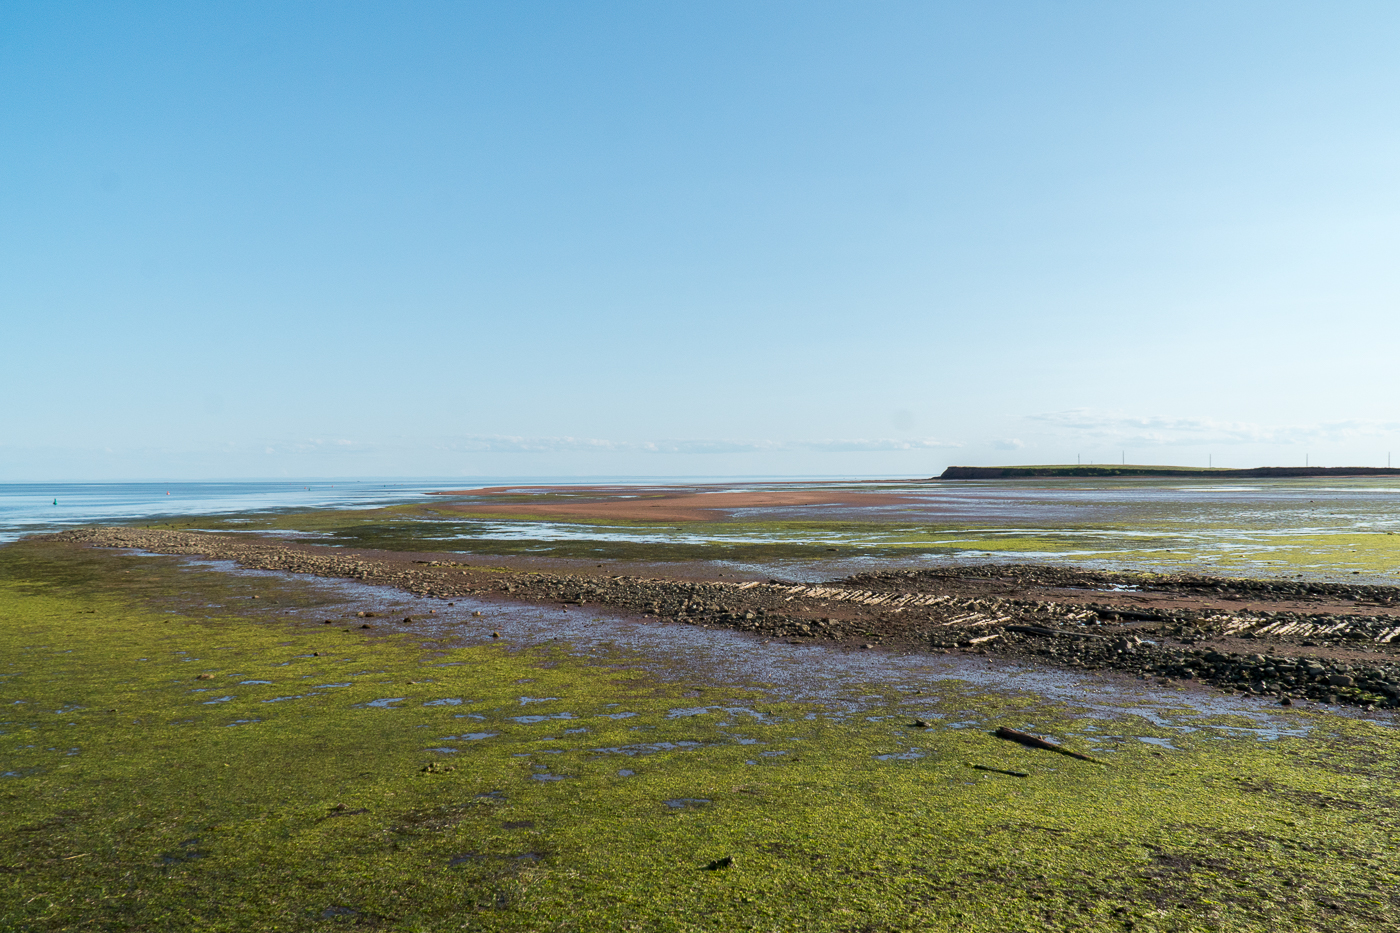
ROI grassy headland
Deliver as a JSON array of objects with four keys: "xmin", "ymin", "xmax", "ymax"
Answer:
[{"xmin": 940, "ymin": 465, "xmax": 1400, "ymax": 479}]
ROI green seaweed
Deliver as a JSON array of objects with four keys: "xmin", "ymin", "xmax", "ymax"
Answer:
[{"xmin": 3, "ymin": 540, "xmax": 1400, "ymax": 930}]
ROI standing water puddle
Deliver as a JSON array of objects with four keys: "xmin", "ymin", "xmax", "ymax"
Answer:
[
  {"xmin": 357, "ymin": 697, "xmax": 406, "ymax": 709},
  {"xmin": 442, "ymin": 732, "xmax": 499, "ymax": 741}
]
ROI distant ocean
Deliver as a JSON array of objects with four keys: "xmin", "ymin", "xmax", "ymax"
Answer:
[
  {"xmin": 0, "ymin": 481, "xmax": 468, "ymax": 544},
  {"xmin": 0, "ymin": 476, "xmax": 869, "ymax": 544}
]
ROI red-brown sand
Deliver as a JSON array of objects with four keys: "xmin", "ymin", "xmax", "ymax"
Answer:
[{"xmin": 430, "ymin": 484, "xmax": 916, "ymax": 523}]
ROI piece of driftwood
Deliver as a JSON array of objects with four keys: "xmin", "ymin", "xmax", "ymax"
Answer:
[
  {"xmin": 971, "ymin": 764, "xmax": 1029, "ymax": 778},
  {"xmin": 1094, "ymin": 608, "xmax": 1163, "ymax": 622},
  {"xmin": 994, "ymin": 726, "xmax": 1104, "ymax": 764},
  {"xmin": 1005, "ymin": 624, "xmax": 1106, "ymax": 639}
]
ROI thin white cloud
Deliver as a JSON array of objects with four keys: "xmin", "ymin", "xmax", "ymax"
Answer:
[
  {"xmin": 427, "ymin": 435, "xmax": 962, "ymax": 454},
  {"xmin": 1026, "ymin": 410, "xmax": 1400, "ymax": 447},
  {"xmin": 798, "ymin": 438, "xmax": 963, "ymax": 453},
  {"xmin": 1, "ymin": 434, "xmax": 962, "ymax": 463}
]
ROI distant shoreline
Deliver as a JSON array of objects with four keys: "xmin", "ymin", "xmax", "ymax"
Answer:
[{"xmin": 938, "ymin": 465, "xmax": 1400, "ymax": 479}]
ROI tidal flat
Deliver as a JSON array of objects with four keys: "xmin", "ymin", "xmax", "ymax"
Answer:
[
  {"xmin": 4, "ymin": 536, "xmax": 1400, "ymax": 931},
  {"xmin": 185, "ymin": 476, "xmax": 1400, "ymax": 582}
]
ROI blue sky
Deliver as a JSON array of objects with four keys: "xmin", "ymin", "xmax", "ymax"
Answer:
[{"xmin": 4, "ymin": 2, "xmax": 1399, "ymax": 480}]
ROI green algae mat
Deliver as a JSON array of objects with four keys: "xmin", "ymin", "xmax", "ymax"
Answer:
[{"xmin": 4, "ymin": 540, "xmax": 1400, "ymax": 931}]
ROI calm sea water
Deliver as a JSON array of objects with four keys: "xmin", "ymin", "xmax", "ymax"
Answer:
[
  {"xmin": 0, "ymin": 481, "xmax": 465, "ymax": 543},
  {"xmin": 0, "ymin": 476, "xmax": 874, "ymax": 544}
]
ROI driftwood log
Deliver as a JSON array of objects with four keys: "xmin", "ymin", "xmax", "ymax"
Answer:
[
  {"xmin": 994, "ymin": 726, "xmax": 1104, "ymax": 764},
  {"xmin": 1004, "ymin": 624, "xmax": 1107, "ymax": 639}
]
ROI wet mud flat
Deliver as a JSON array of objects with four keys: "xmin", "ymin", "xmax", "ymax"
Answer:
[
  {"xmin": 6, "ymin": 536, "xmax": 1400, "ymax": 932},
  {"xmin": 53, "ymin": 526, "xmax": 1400, "ymax": 711},
  {"xmin": 173, "ymin": 475, "xmax": 1400, "ymax": 580},
  {"xmin": 137, "ymin": 553, "xmax": 1334, "ymax": 737},
  {"xmin": 427, "ymin": 482, "xmax": 920, "ymax": 523}
]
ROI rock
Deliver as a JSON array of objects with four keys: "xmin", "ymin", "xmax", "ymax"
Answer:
[
  {"xmin": 1327, "ymin": 674, "xmax": 1355, "ymax": 688},
  {"xmin": 196, "ymin": 673, "xmax": 214, "ymax": 680}
]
